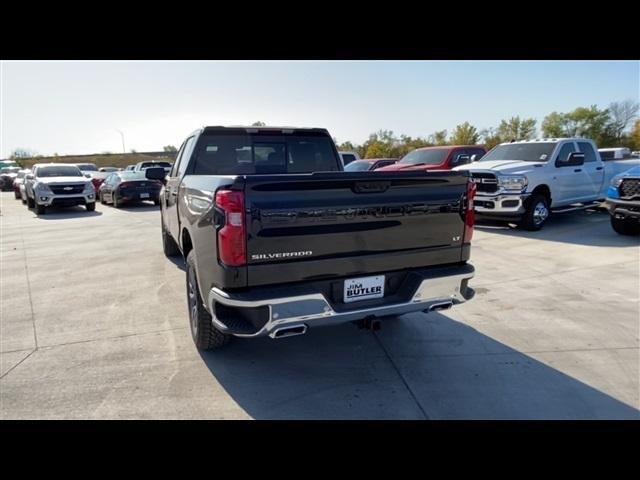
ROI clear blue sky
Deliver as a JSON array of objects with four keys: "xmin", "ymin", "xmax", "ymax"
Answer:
[{"xmin": 1, "ymin": 61, "xmax": 638, "ymax": 157}]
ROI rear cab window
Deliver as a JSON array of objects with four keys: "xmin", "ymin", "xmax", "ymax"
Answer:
[{"xmin": 192, "ymin": 130, "xmax": 341, "ymax": 175}]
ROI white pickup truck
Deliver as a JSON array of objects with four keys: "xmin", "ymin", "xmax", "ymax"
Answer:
[{"xmin": 454, "ymin": 138, "xmax": 640, "ymax": 230}]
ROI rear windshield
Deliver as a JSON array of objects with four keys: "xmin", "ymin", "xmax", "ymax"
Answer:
[
  {"xmin": 117, "ymin": 172, "xmax": 148, "ymax": 180},
  {"xmin": 76, "ymin": 164, "xmax": 98, "ymax": 171},
  {"xmin": 37, "ymin": 166, "xmax": 83, "ymax": 177},
  {"xmin": 140, "ymin": 162, "xmax": 171, "ymax": 168},
  {"xmin": 344, "ymin": 161, "xmax": 373, "ymax": 171},
  {"xmin": 192, "ymin": 132, "xmax": 341, "ymax": 175},
  {"xmin": 481, "ymin": 143, "xmax": 556, "ymax": 162},
  {"xmin": 400, "ymin": 149, "xmax": 449, "ymax": 165}
]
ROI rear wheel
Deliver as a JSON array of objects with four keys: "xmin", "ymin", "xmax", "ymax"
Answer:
[
  {"xmin": 161, "ymin": 213, "xmax": 180, "ymax": 257},
  {"xmin": 519, "ymin": 194, "xmax": 549, "ymax": 231},
  {"xmin": 186, "ymin": 251, "xmax": 231, "ymax": 351},
  {"xmin": 14, "ymin": 190, "xmax": 20, "ymax": 200},
  {"xmin": 100, "ymin": 192, "xmax": 106, "ymax": 204},
  {"xmin": 611, "ymin": 215, "xmax": 640, "ymax": 235},
  {"xmin": 35, "ymin": 203, "xmax": 46, "ymax": 215},
  {"xmin": 112, "ymin": 193, "xmax": 120, "ymax": 208},
  {"xmin": 27, "ymin": 193, "xmax": 35, "ymax": 209}
]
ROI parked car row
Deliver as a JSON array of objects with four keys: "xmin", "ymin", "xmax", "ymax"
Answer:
[{"xmin": 7, "ymin": 161, "xmax": 169, "ymax": 215}]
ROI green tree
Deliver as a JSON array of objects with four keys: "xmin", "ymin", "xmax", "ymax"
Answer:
[
  {"xmin": 542, "ymin": 105, "xmax": 613, "ymax": 146},
  {"xmin": 251, "ymin": 121, "xmax": 266, "ymax": 126},
  {"xmin": 608, "ymin": 100, "xmax": 639, "ymax": 142},
  {"xmin": 541, "ymin": 111, "xmax": 567, "ymax": 137},
  {"xmin": 480, "ymin": 127, "xmax": 502, "ymax": 150},
  {"xmin": 628, "ymin": 120, "xmax": 640, "ymax": 151},
  {"xmin": 450, "ymin": 122, "xmax": 480, "ymax": 145},
  {"xmin": 429, "ymin": 130, "xmax": 448, "ymax": 145},
  {"xmin": 497, "ymin": 116, "xmax": 537, "ymax": 141},
  {"xmin": 163, "ymin": 145, "xmax": 177, "ymax": 153}
]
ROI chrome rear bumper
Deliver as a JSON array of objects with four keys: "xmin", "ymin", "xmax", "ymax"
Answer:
[{"xmin": 207, "ymin": 264, "xmax": 475, "ymax": 338}]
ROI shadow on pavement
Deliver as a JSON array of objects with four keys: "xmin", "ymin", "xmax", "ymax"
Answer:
[
  {"xmin": 105, "ymin": 202, "xmax": 160, "ymax": 213},
  {"xmin": 167, "ymin": 255, "xmax": 186, "ymax": 272},
  {"xmin": 476, "ymin": 209, "xmax": 639, "ymax": 247},
  {"xmin": 198, "ymin": 312, "xmax": 639, "ymax": 419},
  {"xmin": 32, "ymin": 206, "xmax": 102, "ymax": 219}
]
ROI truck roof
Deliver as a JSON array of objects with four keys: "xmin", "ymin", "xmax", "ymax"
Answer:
[
  {"xmin": 414, "ymin": 144, "xmax": 485, "ymax": 151},
  {"xmin": 499, "ymin": 138, "xmax": 593, "ymax": 145},
  {"xmin": 201, "ymin": 125, "xmax": 330, "ymax": 134}
]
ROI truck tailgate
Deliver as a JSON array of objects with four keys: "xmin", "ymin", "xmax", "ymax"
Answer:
[{"xmin": 242, "ymin": 171, "xmax": 471, "ymax": 287}]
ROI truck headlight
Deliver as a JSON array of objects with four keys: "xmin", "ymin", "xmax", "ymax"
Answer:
[
  {"xmin": 610, "ymin": 176, "xmax": 624, "ymax": 188},
  {"xmin": 35, "ymin": 182, "xmax": 52, "ymax": 194},
  {"xmin": 498, "ymin": 175, "xmax": 528, "ymax": 192}
]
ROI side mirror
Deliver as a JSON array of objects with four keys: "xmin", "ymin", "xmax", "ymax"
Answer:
[
  {"xmin": 556, "ymin": 152, "xmax": 585, "ymax": 167},
  {"xmin": 145, "ymin": 167, "xmax": 166, "ymax": 180},
  {"xmin": 470, "ymin": 154, "xmax": 479, "ymax": 162}
]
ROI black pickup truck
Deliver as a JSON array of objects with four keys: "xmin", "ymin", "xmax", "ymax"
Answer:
[{"xmin": 160, "ymin": 126, "xmax": 476, "ymax": 350}]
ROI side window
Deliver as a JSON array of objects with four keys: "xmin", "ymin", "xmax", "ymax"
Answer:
[
  {"xmin": 176, "ymin": 137, "xmax": 195, "ymax": 178},
  {"xmin": 469, "ymin": 149, "xmax": 485, "ymax": 160},
  {"xmin": 451, "ymin": 149, "xmax": 469, "ymax": 166},
  {"xmin": 342, "ymin": 154, "xmax": 356, "ymax": 164},
  {"xmin": 556, "ymin": 142, "xmax": 577, "ymax": 163},
  {"xmin": 577, "ymin": 142, "xmax": 596, "ymax": 162},
  {"xmin": 169, "ymin": 142, "xmax": 186, "ymax": 177}
]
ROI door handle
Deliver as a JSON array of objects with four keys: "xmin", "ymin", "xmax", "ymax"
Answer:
[
  {"xmin": 596, "ymin": 166, "xmax": 603, "ymax": 170},
  {"xmin": 170, "ymin": 191, "xmax": 178, "ymax": 197},
  {"xmin": 574, "ymin": 169, "xmax": 582, "ymax": 172}
]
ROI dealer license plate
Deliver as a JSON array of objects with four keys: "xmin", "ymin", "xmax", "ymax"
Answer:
[{"xmin": 343, "ymin": 275, "xmax": 385, "ymax": 303}]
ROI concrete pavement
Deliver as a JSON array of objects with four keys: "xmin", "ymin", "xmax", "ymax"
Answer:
[{"xmin": 1, "ymin": 192, "xmax": 638, "ymax": 419}]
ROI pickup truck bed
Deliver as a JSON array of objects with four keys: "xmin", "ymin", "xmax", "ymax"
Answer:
[{"xmin": 161, "ymin": 126, "xmax": 476, "ymax": 348}]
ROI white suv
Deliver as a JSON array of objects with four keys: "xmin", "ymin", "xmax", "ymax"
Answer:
[{"xmin": 24, "ymin": 163, "xmax": 96, "ymax": 215}]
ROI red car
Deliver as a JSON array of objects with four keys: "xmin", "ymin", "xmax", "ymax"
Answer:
[
  {"xmin": 89, "ymin": 171, "xmax": 112, "ymax": 193},
  {"xmin": 375, "ymin": 145, "xmax": 486, "ymax": 172}
]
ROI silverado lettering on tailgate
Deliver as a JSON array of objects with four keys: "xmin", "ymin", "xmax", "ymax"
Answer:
[{"xmin": 251, "ymin": 251, "xmax": 313, "ymax": 261}]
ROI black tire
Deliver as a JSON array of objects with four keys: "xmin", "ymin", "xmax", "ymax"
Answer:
[
  {"xmin": 186, "ymin": 250, "xmax": 231, "ymax": 351},
  {"xmin": 21, "ymin": 195, "xmax": 27, "ymax": 205},
  {"xmin": 161, "ymin": 213, "xmax": 180, "ymax": 257},
  {"xmin": 112, "ymin": 193, "xmax": 120, "ymax": 208},
  {"xmin": 86, "ymin": 202, "xmax": 96, "ymax": 212},
  {"xmin": 611, "ymin": 215, "xmax": 640, "ymax": 236},
  {"xmin": 27, "ymin": 193, "xmax": 35, "ymax": 209},
  {"xmin": 519, "ymin": 194, "xmax": 549, "ymax": 231},
  {"xmin": 14, "ymin": 190, "xmax": 21, "ymax": 200},
  {"xmin": 100, "ymin": 192, "xmax": 106, "ymax": 205},
  {"xmin": 35, "ymin": 203, "xmax": 46, "ymax": 215},
  {"xmin": 154, "ymin": 198, "xmax": 161, "ymax": 206}
]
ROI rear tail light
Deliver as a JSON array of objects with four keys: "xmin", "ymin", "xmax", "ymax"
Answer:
[
  {"xmin": 215, "ymin": 190, "xmax": 246, "ymax": 266},
  {"xmin": 463, "ymin": 180, "xmax": 475, "ymax": 243},
  {"xmin": 118, "ymin": 181, "xmax": 133, "ymax": 189}
]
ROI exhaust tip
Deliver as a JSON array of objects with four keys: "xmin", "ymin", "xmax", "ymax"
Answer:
[
  {"xmin": 270, "ymin": 324, "xmax": 308, "ymax": 339},
  {"xmin": 426, "ymin": 301, "xmax": 453, "ymax": 313}
]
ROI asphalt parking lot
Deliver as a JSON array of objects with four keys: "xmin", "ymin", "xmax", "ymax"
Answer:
[{"xmin": 1, "ymin": 192, "xmax": 638, "ymax": 419}]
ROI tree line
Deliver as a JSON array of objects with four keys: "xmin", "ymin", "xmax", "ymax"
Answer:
[
  {"xmin": 335, "ymin": 100, "xmax": 640, "ymax": 159},
  {"xmin": 7, "ymin": 101, "xmax": 639, "ymax": 162}
]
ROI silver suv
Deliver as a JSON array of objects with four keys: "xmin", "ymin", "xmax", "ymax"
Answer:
[{"xmin": 24, "ymin": 163, "xmax": 96, "ymax": 215}]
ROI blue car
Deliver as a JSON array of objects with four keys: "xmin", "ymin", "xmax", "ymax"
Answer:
[{"xmin": 606, "ymin": 165, "xmax": 640, "ymax": 235}]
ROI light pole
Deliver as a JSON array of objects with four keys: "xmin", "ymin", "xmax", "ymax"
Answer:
[{"xmin": 115, "ymin": 129, "xmax": 126, "ymax": 153}]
